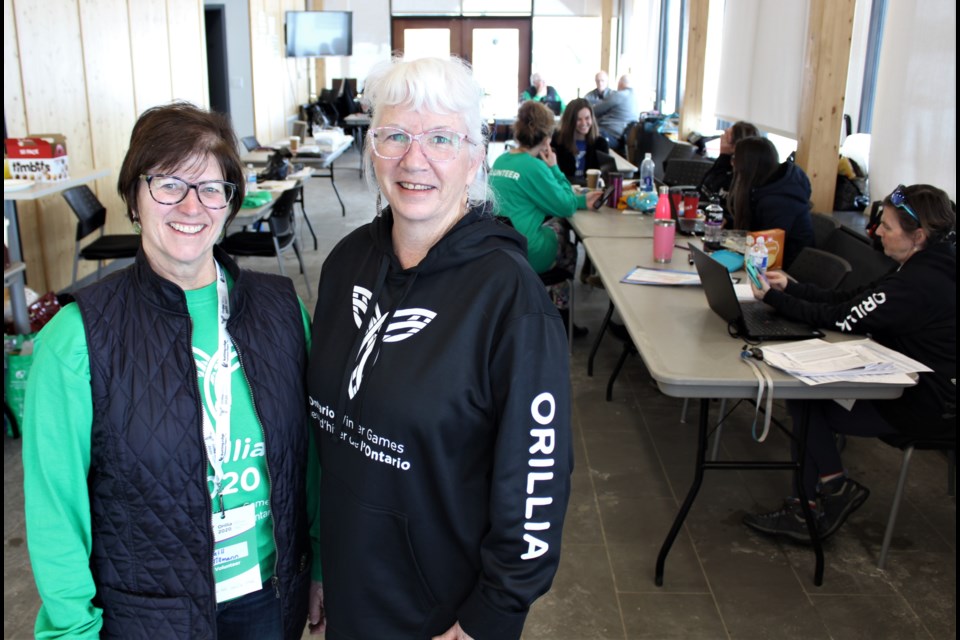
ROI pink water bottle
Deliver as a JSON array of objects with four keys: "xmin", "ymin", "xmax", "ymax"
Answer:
[{"xmin": 654, "ymin": 185, "xmax": 671, "ymax": 220}]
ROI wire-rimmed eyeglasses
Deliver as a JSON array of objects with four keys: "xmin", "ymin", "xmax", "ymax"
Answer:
[
  {"xmin": 368, "ymin": 127, "xmax": 473, "ymax": 162},
  {"xmin": 889, "ymin": 184, "xmax": 920, "ymax": 223},
  {"xmin": 140, "ymin": 175, "xmax": 236, "ymax": 209}
]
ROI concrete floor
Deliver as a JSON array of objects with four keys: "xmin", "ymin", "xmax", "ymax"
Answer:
[{"xmin": 5, "ymin": 148, "xmax": 956, "ymax": 639}]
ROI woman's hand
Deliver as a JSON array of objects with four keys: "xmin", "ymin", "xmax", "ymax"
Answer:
[
  {"xmin": 584, "ymin": 191, "xmax": 604, "ymax": 210},
  {"xmin": 432, "ymin": 621, "xmax": 474, "ymax": 640},
  {"xmin": 307, "ymin": 581, "xmax": 326, "ymax": 634},
  {"xmin": 749, "ymin": 270, "xmax": 772, "ymax": 300},
  {"xmin": 764, "ymin": 270, "xmax": 788, "ymax": 291},
  {"xmin": 537, "ymin": 143, "xmax": 557, "ymax": 168}
]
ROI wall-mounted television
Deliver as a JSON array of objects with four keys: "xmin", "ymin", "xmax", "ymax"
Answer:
[{"xmin": 285, "ymin": 11, "xmax": 352, "ymax": 58}]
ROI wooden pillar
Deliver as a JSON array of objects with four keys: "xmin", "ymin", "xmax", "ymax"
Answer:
[
  {"xmin": 601, "ymin": 0, "xmax": 614, "ymax": 76},
  {"xmin": 795, "ymin": 0, "xmax": 856, "ymax": 213},
  {"xmin": 679, "ymin": 0, "xmax": 709, "ymax": 139}
]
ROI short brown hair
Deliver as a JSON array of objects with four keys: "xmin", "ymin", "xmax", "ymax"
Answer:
[
  {"xmin": 514, "ymin": 100, "xmax": 556, "ymax": 149},
  {"xmin": 117, "ymin": 102, "xmax": 245, "ymax": 225},
  {"xmin": 882, "ymin": 184, "xmax": 956, "ymax": 244}
]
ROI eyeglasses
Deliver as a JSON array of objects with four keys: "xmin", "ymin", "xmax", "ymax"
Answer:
[
  {"xmin": 368, "ymin": 127, "xmax": 473, "ymax": 162},
  {"xmin": 889, "ymin": 184, "xmax": 920, "ymax": 223},
  {"xmin": 141, "ymin": 175, "xmax": 236, "ymax": 209}
]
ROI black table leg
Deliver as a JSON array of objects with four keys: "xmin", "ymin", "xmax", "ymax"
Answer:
[{"xmin": 656, "ymin": 398, "xmax": 710, "ymax": 586}]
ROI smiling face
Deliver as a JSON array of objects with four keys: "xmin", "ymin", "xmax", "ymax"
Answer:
[
  {"xmin": 575, "ymin": 107, "xmax": 594, "ymax": 138},
  {"xmin": 136, "ymin": 154, "xmax": 229, "ymax": 289},
  {"xmin": 372, "ymin": 104, "xmax": 482, "ymax": 238},
  {"xmin": 876, "ymin": 205, "xmax": 925, "ymax": 264}
]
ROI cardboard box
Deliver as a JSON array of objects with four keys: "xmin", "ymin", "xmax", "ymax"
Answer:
[{"xmin": 5, "ymin": 134, "xmax": 70, "ymax": 182}]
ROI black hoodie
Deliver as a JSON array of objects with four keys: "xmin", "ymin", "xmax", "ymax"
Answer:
[
  {"xmin": 750, "ymin": 161, "xmax": 815, "ymax": 268},
  {"xmin": 307, "ymin": 206, "xmax": 572, "ymax": 640},
  {"xmin": 764, "ymin": 241, "xmax": 956, "ymax": 434}
]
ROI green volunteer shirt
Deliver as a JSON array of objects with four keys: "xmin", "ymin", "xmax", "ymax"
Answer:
[
  {"xmin": 22, "ymin": 273, "xmax": 320, "ymax": 640},
  {"xmin": 488, "ymin": 151, "xmax": 586, "ymax": 273}
]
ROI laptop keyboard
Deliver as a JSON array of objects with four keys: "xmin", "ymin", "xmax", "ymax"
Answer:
[{"xmin": 742, "ymin": 303, "xmax": 807, "ymax": 337}]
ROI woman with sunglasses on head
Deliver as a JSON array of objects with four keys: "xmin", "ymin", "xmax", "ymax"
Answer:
[
  {"xmin": 305, "ymin": 57, "xmax": 572, "ymax": 640},
  {"xmin": 23, "ymin": 102, "xmax": 319, "ymax": 639},
  {"xmin": 743, "ymin": 184, "xmax": 956, "ymax": 543}
]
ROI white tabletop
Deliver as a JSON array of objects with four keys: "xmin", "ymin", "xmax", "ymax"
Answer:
[
  {"xmin": 241, "ymin": 136, "xmax": 354, "ymax": 167},
  {"xmin": 583, "ymin": 236, "xmax": 908, "ymax": 401},
  {"xmin": 571, "ymin": 207, "xmax": 655, "ymax": 239},
  {"xmin": 3, "ymin": 168, "xmax": 111, "ymax": 201}
]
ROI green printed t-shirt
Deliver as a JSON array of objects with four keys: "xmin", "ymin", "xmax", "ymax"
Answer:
[{"xmin": 186, "ymin": 278, "xmax": 276, "ymax": 582}]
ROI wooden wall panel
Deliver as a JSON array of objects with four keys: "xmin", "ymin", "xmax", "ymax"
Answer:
[
  {"xmin": 4, "ymin": 0, "xmax": 308, "ymax": 293},
  {"xmin": 78, "ymin": 0, "xmax": 137, "ymax": 268},
  {"xmin": 3, "ymin": 0, "xmax": 43, "ymax": 290},
  {"xmin": 128, "ymin": 0, "xmax": 174, "ymax": 113},
  {"xmin": 14, "ymin": 0, "xmax": 92, "ymax": 292},
  {"xmin": 167, "ymin": 0, "xmax": 209, "ymax": 106}
]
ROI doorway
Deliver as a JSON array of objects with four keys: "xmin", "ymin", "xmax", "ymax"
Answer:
[
  {"xmin": 204, "ymin": 5, "xmax": 230, "ymax": 115},
  {"xmin": 391, "ymin": 17, "xmax": 532, "ymax": 120}
]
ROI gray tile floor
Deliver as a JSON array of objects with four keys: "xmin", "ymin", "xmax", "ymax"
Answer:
[{"xmin": 4, "ymin": 149, "xmax": 956, "ymax": 639}]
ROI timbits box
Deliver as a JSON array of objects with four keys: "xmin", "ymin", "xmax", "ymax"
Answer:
[{"xmin": 5, "ymin": 135, "xmax": 70, "ymax": 182}]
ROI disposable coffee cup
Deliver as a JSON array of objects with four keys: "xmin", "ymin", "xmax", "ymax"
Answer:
[
  {"xmin": 586, "ymin": 169, "xmax": 601, "ymax": 190},
  {"xmin": 289, "ymin": 136, "xmax": 300, "ymax": 153}
]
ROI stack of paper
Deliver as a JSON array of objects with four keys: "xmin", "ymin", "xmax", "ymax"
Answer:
[{"xmin": 760, "ymin": 338, "xmax": 931, "ymax": 386}]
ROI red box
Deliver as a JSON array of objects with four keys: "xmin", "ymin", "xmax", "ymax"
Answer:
[{"xmin": 5, "ymin": 134, "xmax": 68, "ymax": 159}]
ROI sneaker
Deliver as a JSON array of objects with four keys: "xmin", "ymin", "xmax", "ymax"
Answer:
[
  {"xmin": 818, "ymin": 478, "xmax": 870, "ymax": 540},
  {"xmin": 573, "ymin": 324, "xmax": 589, "ymax": 339},
  {"xmin": 743, "ymin": 500, "xmax": 822, "ymax": 543}
]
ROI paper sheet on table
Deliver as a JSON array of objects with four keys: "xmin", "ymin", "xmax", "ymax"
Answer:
[
  {"xmin": 621, "ymin": 267, "xmax": 701, "ymax": 286},
  {"xmin": 760, "ymin": 338, "xmax": 930, "ymax": 386},
  {"xmin": 733, "ymin": 283, "xmax": 754, "ymax": 301}
]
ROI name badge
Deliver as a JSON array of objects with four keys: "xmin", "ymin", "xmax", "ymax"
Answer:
[{"xmin": 211, "ymin": 503, "xmax": 261, "ymax": 603}]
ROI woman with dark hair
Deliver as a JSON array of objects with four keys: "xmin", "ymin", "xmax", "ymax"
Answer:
[
  {"xmin": 489, "ymin": 100, "xmax": 603, "ymax": 335},
  {"xmin": 23, "ymin": 102, "xmax": 318, "ymax": 639},
  {"xmin": 552, "ymin": 97, "xmax": 609, "ymax": 184},
  {"xmin": 743, "ymin": 183, "xmax": 956, "ymax": 542},
  {"xmin": 699, "ymin": 120, "xmax": 759, "ymax": 204},
  {"xmin": 306, "ymin": 57, "xmax": 572, "ymax": 639},
  {"xmin": 728, "ymin": 136, "xmax": 814, "ymax": 268}
]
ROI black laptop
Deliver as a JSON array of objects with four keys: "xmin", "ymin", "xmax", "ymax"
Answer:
[{"xmin": 689, "ymin": 244, "xmax": 824, "ymax": 341}]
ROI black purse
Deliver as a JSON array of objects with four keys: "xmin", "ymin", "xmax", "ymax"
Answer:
[{"xmin": 261, "ymin": 148, "xmax": 292, "ymax": 181}]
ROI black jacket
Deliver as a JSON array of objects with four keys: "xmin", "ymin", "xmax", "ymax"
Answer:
[
  {"xmin": 74, "ymin": 247, "xmax": 311, "ymax": 639},
  {"xmin": 764, "ymin": 242, "xmax": 956, "ymax": 435},
  {"xmin": 307, "ymin": 207, "xmax": 572, "ymax": 640},
  {"xmin": 750, "ymin": 161, "xmax": 815, "ymax": 268},
  {"xmin": 552, "ymin": 132, "xmax": 610, "ymax": 184}
]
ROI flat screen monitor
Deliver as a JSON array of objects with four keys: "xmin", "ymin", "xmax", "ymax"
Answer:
[{"xmin": 285, "ymin": 11, "xmax": 352, "ymax": 57}]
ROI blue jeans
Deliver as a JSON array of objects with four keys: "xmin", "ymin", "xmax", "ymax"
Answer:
[{"xmin": 216, "ymin": 580, "xmax": 283, "ymax": 640}]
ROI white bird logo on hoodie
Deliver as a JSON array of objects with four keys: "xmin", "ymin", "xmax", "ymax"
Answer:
[{"xmin": 349, "ymin": 286, "xmax": 437, "ymax": 398}]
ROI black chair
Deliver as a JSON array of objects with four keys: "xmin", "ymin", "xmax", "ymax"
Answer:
[
  {"xmin": 811, "ymin": 211, "xmax": 841, "ymax": 249},
  {"xmin": 220, "ymin": 189, "xmax": 311, "ymax": 292},
  {"xmin": 539, "ymin": 267, "xmax": 574, "ymax": 352},
  {"xmin": 786, "ymin": 247, "xmax": 852, "ymax": 289},
  {"xmin": 662, "ymin": 158, "xmax": 714, "ymax": 188},
  {"xmin": 62, "ymin": 186, "xmax": 141, "ymax": 288},
  {"xmin": 822, "ymin": 226, "xmax": 896, "ymax": 289},
  {"xmin": 877, "ymin": 432, "xmax": 956, "ymax": 569},
  {"xmin": 604, "ymin": 314, "xmax": 637, "ymax": 401}
]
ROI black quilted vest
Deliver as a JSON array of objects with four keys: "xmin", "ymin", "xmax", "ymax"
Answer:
[{"xmin": 73, "ymin": 247, "xmax": 311, "ymax": 640}]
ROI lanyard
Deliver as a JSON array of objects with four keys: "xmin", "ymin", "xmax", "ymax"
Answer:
[{"xmin": 201, "ymin": 262, "xmax": 234, "ymax": 516}]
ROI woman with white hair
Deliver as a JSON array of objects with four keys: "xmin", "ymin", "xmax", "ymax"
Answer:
[{"xmin": 305, "ymin": 56, "xmax": 572, "ymax": 640}]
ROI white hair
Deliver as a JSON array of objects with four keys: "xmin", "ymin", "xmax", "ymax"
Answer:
[{"xmin": 361, "ymin": 56, "xmax": 491, "ymax": 210}]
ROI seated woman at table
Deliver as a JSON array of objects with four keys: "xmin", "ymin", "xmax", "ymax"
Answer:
[
  {"xmin": 743, "ymin": 184, "xmax": 956, "ymax": 542},
  {"xmin": 22, "ymin": 102, "xmax": 319, "ymax": 639},
  {"xmin": 698, "ymin": 120, "xmax": 758, "ymax": 207},
  {"xmin": 552, "ymin": 98, "xmax": 610, "ymax": 185},
  {"xmin": 727, "ymin": 136, "xmax": 814, "ymax": 268},
  {"xmin": 489, "ymin": 100, "xmax": 603, "ymax": 336}
]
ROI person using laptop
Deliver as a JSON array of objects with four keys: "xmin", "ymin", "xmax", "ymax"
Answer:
[{"xmin": 742, "ymin": 184, "xmax": 956, "ymax": 542}]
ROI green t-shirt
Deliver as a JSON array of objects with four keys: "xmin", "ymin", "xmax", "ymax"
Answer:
[
  {"xmin": 488, "ymin": 151, "xmax": 586, "ymax": 273},
  {"xmin": 23, "ymin": 275, "xmax": 319, "ymax": 640}
]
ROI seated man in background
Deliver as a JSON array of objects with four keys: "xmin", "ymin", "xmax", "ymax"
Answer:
[
  {"xmin": 584, "ymin": 71, "xmax": 612, "ymax": 105},
  {"xmin": 593, "ymin": 74, "xmax": 639, "ymax": 149},
  {"xmin": 521, "ymin": 72, "xmax": 564, "ymax": 116}
]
